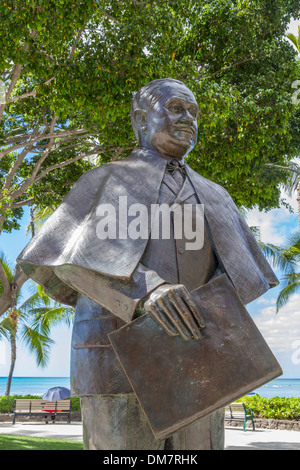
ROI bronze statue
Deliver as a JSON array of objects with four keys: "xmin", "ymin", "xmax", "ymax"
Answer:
[{"xmin": 17, "ymin": 79, "xmax": 280, "ymax": 450}]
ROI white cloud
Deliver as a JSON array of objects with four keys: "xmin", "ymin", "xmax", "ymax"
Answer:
[
  {"xmin": 256, "ymin": 297, "xmax": 276, "ymax": 305},
  {"xmin": 286, "ymin": 19, "xmax": 300, "ymax": 36},
  {"xmin": 252, "ymin": 294, "xmax": 300, "ymax": 356},
  {"xmin": 246, "ymin": 186, "xmax": 299, "ymax": 245}
]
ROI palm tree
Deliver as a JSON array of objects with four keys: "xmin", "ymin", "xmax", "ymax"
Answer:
[
  {"xmin": 286, "ymin": 26, "xmax": 300, "ymax": 54},
  {"xmin": 259, "ymin": 231, "xmax": 300, "ymax": 312},
  {"xmin": 283, "ymin": 27, "xmax": 300, "ymax": 225},
  {"xmin": 265, "ymin": 161, "xmax": 300, "ymax": 226},
  {"xmin": 26, "ymin": 204, "xmax": 54, "ymax": 237},
  {"xmin": 0, "ymin": 251, "xmax": 74, "ymax": 395}
]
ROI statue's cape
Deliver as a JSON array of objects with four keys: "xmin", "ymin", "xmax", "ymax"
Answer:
[{"xmin": 17, "ymin": 148, "xmax": 278, "ymax": 307}]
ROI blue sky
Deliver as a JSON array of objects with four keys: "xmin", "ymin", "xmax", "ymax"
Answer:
[
  {"xmin": 0, "ymin": 20, "xmax": 299, "ymax": 379},
  {"xmin": 0, "ymin": 210, "xmax": 72, "ymax": 377},
  {"xmin": 246, "ymin": 187, "xmax": 300, "ymax": 379}
]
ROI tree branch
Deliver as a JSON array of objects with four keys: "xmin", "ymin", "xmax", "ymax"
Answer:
[
  {"xmin": 0, "ymin": 128, "xmax": 95, "ymax": 161},
  {"xmin": 8, "ymin": 115, "xmax": 58, "ymax": 201},
  {"xmin": 69, "ymin": 28, "xmax": 85, "ymax": 60},
  {"xmin": 0, "ymin": 29, "xmax": 37, "ymax": 122},
  {"xmin": 206, "ymin": 55, "xmax": 270, "ymax": 78},
  {"xmin": 10, "ymin": 198, "xmax": 35, "ymax": 209},
  {"xmin": 33, "ymin": 146, "xmax": 119, "ymax": 182},
  {"xmin": 7, "ymin": 89, "xmax": 37, "ymax": 103},
  {"xmin": 112, "ymin": 147, "xmax": 124, "ymax": 161},
  {"xmin": 197, "ymin": 45, "xmax": 215, "ymax": 74},
  {"xmin": 265, "ymin": 163, "xmax": 300, "ymax": 175},
  {"xmin": 2, "ymin": 126, "xmax": 40, "ymax": 192},
  {"xmin": 103, "ymin": 12, "xmax": 122, "ymax": 25},
  {"xmin": 0, "ymin": 265, "xmax": 29, "ymax": 317}
]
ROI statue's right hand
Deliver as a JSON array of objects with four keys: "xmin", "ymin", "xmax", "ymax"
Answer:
[{"xmin": 144, "ymin": 284, "xmax": 205, "ymax": 341}]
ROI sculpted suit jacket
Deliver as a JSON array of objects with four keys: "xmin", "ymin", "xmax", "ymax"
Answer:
[{"xmin": 17, "ymin": 148, "xmax": 279, "ymax": 395}]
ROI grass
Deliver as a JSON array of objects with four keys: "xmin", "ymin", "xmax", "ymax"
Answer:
[{"xmin": 0, "ymin": 434, "xmax": 83, "ymax": 450}]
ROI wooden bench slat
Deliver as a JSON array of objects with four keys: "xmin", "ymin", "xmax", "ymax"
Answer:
[{"xmin": 13, "ymin": 399, "xmax": 71, "ymax": 424}]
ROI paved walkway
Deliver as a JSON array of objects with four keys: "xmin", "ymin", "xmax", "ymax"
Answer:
[
  {"xmin": 1, "ymin": 421, "xmax": 300, "ymax": 449},
  {"xmin": 0, "ymin": 421, "xmax": 83, "ymax": 441},
  {"xmin": 225, "ymin": 426, "xmax": 300, "ymax": 450}
]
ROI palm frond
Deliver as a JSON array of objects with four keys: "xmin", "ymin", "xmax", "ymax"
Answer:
[
  {"xmin": 284, "ymin": 231, "xmax": 300, "ymax": 254},
  {"xmin": 0, "ymin": 316, "xmax": 16, "ymax": 339},
  {"xmin": 286, "ymin": 32, "xmax": 300, "ymax": 53},
  {"xmin": 250, "ymin": 225, "xmax": 261, "ymax": 243},
  {"xmin": 276, "ymin": 273, "xmax": 300, "ymax": 312},
  {"xmin": 26, "ymin": 206, "xmax": 55, "ymax": 236},
  {"xmin": 260, "ymin": 242, "xmax": 285, "ymax": 267},
  {"xmin": 18, "ymin": 290, "xmax": 52, "ymax": 314},
  {"xmin": 261, "ymin": 232, "xmax": 300, "ymax": 274},
  {"xmin": 0, "ymin": 250, "xmax": 13, "ymax": 285},
  {"xmin": 19, "ymin": 324, "xmax": 54, "ymax": 367}
]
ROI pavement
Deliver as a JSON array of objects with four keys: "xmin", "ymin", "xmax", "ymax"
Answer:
[
  {"xmin": 1, "ymin": 420, "xmax": 300, "ymax": 450},
  {"xmin": 0, "ymin": 420, "xmax": 83, "ymax": 442},
  {"xmin": 224, "ymin": 426, "xmax": 300, "ymax": 450}
]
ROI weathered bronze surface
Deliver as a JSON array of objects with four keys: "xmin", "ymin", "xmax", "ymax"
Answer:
[
  {"xmin": 16, "ymin": 78, "xmax": 281, "ymax": 450},
  {"xmin": 109, "ymin": 274, "xmax": 282, "ymax": 441}
]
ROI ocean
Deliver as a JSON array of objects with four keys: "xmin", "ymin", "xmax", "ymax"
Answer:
[
  {"xmin": 0, "ymin": 377, "xmax": 300, "ymax": 398},
  {"xmin": 252, "ymin": 378, "xmax": 300, "ymax": 398},
  {"xmin": 0, "ymin": 377, "xmax": 70, "ymax": 396}
]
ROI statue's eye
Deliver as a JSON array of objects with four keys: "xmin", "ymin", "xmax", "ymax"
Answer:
[{"xmin": 169, "ymin": 105, "xmax": 181, "ymax": 113}]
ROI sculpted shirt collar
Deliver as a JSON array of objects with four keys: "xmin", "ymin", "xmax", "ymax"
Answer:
[{"xmin": 139, "ymin": 146, "xmax": 185, "ymax": 166}]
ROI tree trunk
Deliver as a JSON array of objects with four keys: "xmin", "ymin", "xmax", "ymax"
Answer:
[
  {"xmin": 30, "ymin": 206, "xmax": 35, "ymax": 237},
  {"xmin": 0, "ymin": 265, "xmax": 28, "ymax": 317},
  {"xmin": 5, "ymin": 331, "xmax": 16, "ymax": 396},
  {"xmin": 297, "ymin": 176, "xmax": 300, "ymax": 227}
]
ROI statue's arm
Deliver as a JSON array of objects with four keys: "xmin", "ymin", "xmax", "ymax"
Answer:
[
  {"xmin": 53, "ymin": 263, "xmax": 166, "ymax": 324},
  {"xmin": 54, "ymin": 263, "xmax": 207, "ymax": 341}
]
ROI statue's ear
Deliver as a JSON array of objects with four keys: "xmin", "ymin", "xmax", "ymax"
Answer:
[{"xmin": 133, "ymin": 109, "xmax": 147, "ymax": 131}]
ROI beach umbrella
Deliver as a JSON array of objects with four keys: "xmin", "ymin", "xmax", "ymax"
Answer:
[{"xmin": 42, "ymin": 386, "xmax": 70, "ymax": 401}]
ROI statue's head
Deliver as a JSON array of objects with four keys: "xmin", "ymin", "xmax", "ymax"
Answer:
[{"xmin": 131, "ymin": 78, "xmax": 198, "ymax": 160}]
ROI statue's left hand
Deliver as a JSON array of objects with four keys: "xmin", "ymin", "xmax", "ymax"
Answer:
[{"xmin": 144, "ymin": 284, "xmax": 205, "ymax": 341}]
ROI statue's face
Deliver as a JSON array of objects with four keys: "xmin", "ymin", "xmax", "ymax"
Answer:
[{"xmin": 144, "ymin": 82, "xmax": 199, "ymax": 159}]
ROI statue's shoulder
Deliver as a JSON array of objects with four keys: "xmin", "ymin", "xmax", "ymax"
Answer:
[
  {"xmin": 186, "ymin": 164, "xmax": 231, "ymax": 199},
  {"xmin": 73, "ymin": 149, "xmax": 140, "ymax": 185}
]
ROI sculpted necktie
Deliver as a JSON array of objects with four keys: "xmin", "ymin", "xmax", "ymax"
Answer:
[{"xmin": 166, "ymin": 159, "xmax": 186, "ymax": 189}]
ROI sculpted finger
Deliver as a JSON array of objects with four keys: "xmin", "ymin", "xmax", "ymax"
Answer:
[
  {"xmin": 145, "ymin": 301, "xmax": 178, "ymax": 337},
  {"xmin": 156, "ymin": 295, "xmax": 193, "ymax": 341},
  {"xmin": 169, "ymin": 293, "xmax": 202, "ymax": 339},
  {"xmin": 179, "ymin": 286, "xmax": 206, "ymax": 329}
]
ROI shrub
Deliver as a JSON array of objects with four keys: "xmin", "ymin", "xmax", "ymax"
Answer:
[
  {"xmin": 237, "ymin": 395, "xmax": 300, "ymax": 420},
  {"xmin": 0, "ymin": 395, "xmax": 81, "ymax": 413}
]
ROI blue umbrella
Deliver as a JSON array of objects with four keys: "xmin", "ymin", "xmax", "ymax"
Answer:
[{"xmin": 42, "ymin": 386, "xmax": 70, "ymax": 401}]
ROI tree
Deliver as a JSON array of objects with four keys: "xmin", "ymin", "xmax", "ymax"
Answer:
[
  {"xmin": 260, "ymin": 231, "xmax": 300, "ymax": 312},
  {"xmin": 1, "ymin": 0, "xmax": 300, "ymax": 312},
  {"xmin": 265, "ymin": 160, "xmax": 300, "ymax": 225},
  {"xmin": 1, "ymin": 1, "xmax": 300, "ymax": 224},
  {"xmin": 287, "ymin": 25, "xmax": 300, "ymax": 53},
  {"xmin": 0, "ymin": 252, "xmax": 74, "ymax": 395},
  {"xmin": 266, "ymin": 27, "xmax": 300, "ymax": 225}
]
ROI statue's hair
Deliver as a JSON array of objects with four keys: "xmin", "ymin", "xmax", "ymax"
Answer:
[{"xmin": 131, "ymin": 78, "xmax": 185, "ymax": 142}]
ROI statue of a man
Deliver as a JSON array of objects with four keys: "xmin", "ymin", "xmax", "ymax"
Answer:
[{"xmin": 17, "ymin": 79, "xmax": 278, "ymax": 450}]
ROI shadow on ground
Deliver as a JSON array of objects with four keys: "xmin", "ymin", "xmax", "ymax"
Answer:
[{"xmin": 226, "ymin": 441, "xmax": 300, "ymax": 450}]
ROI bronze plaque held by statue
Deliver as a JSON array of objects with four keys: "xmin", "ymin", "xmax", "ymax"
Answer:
[{"xmin": 109, "ymin": 274, "xmax": 282, "ymax": 440}]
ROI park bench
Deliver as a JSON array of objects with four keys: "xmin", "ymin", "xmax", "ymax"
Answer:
[
  {"xmin": 225, "ymin": 402, "xmax": 255, "ymax": 431},
  {"xmin": 12, "ymin": 398, "xmax": 71, "ymax": 424}
]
